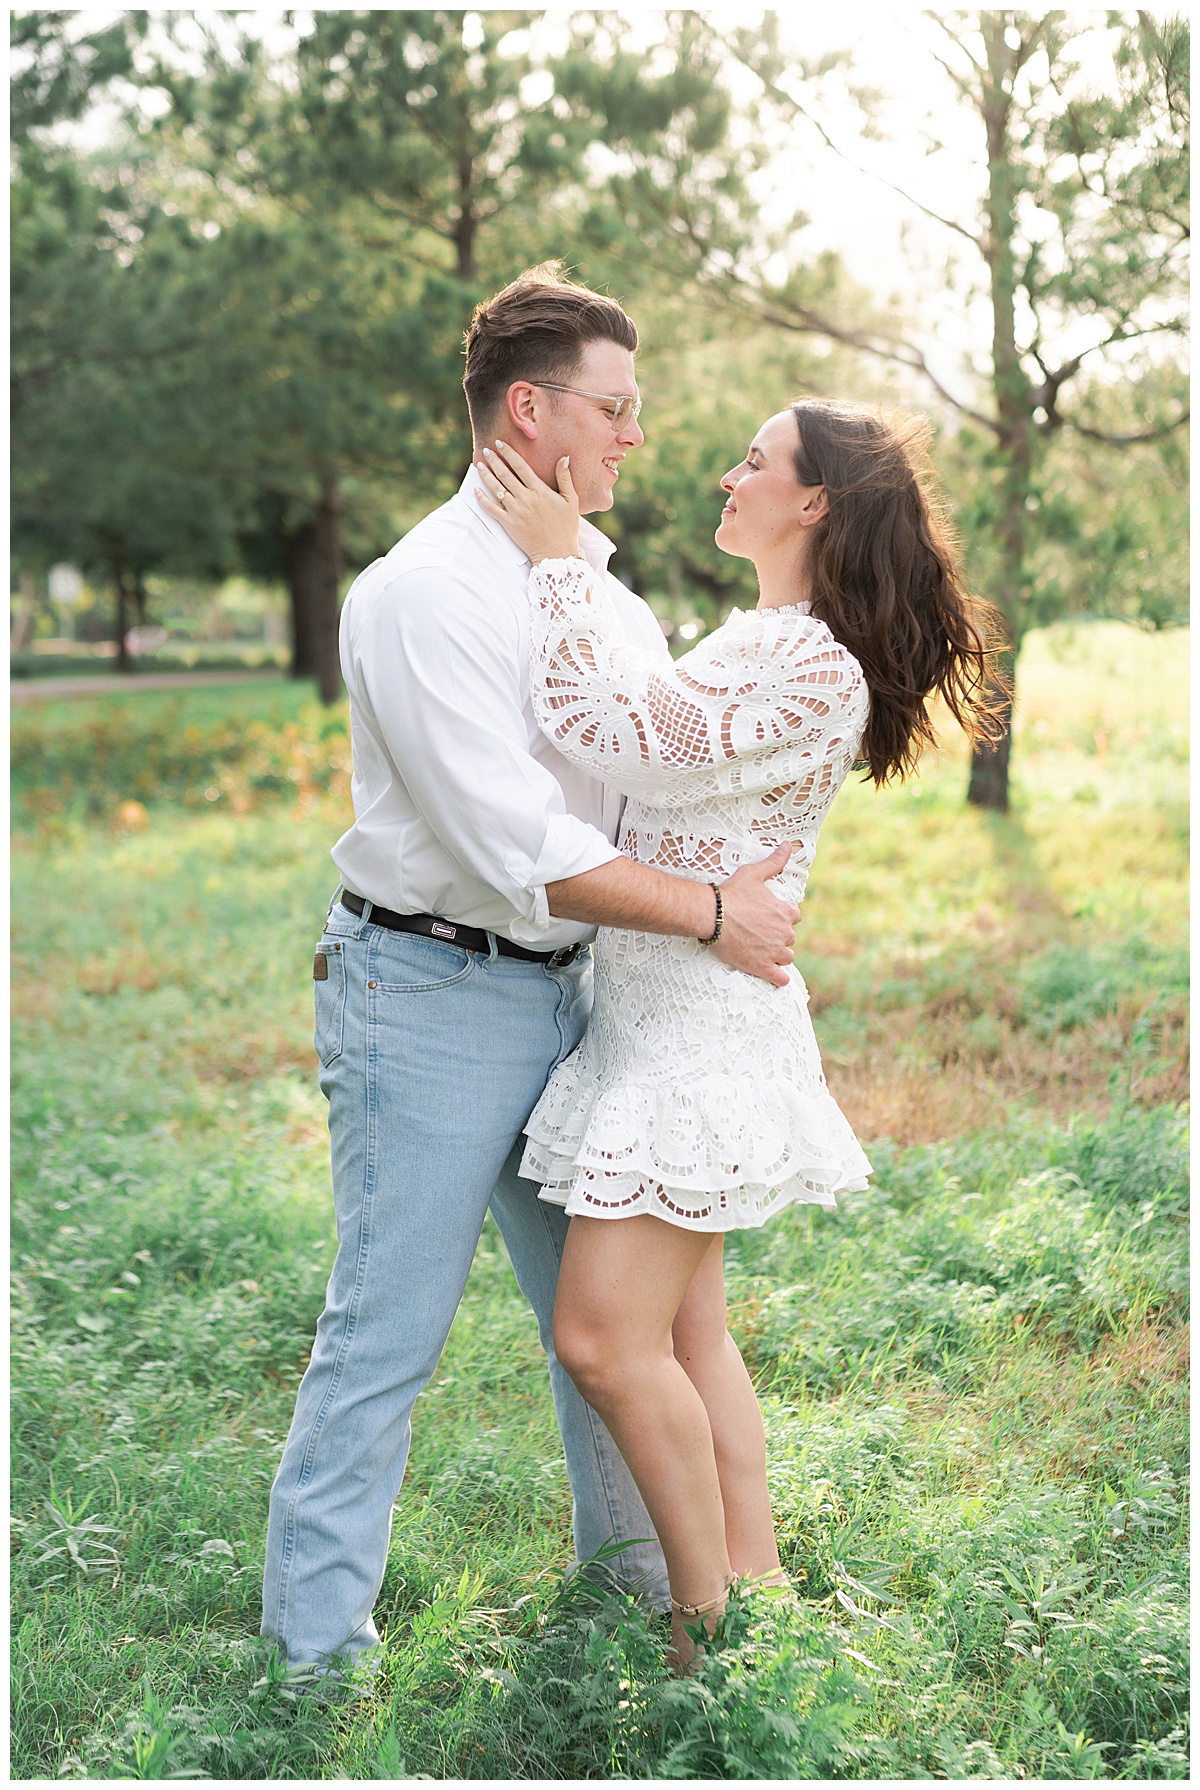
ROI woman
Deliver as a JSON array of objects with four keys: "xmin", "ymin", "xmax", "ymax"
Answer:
[{"xmin": 475, "ymin": 399, "xmax": 1001, "ymax": 1667}]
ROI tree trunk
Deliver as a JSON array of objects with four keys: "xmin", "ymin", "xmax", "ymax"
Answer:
[
  {"xmin": 967, "ymin": 641, "xmax": 1016, "ymax": 811},
  {"xmin": 969, "ymin": 15, "xmax": 1035, "ymax": 813},
  {"xmin": 455, "ymin": 150, "xmax": 477, "ymax": 281},
  {"xmin": 11, "ymin": 569, "xmax": 38, "ymax": 652},
  {"xmin": 283, "ymin": 471, "xmax": 345, "ymax": 705},
  {"xmin": 108, "ymin": 549, "xmax": 135, "ymax": 674}
]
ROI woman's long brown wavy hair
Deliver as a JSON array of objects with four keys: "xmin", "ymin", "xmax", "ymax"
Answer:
[{"xmin": 789, "ymin": 399, "xmax": 1007, "ymax": 784}]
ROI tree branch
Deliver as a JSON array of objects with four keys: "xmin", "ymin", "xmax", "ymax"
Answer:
[
  {"xmin": 1045, "ymin": 318, "xmax": 1185, "ymax": 384},
  {"xmin": 1066, "ymin": 410, "xmax": 1189, "ymax": 445},
  {"xmin": 1030, "ymin": 315, "xmax": 1187, "ymax": 427},
  {"xmin": 924, "ymin": 45, "xmax": 980, "ymax": 105},
  {"xmin": 745, "ymin": 293, "xmax": 1000, "ymax": 432},
  {"xmin": 1030, "ymin": 352, "xmax": 1084, "ymax": 420},
  {"xmin": 924, "ymin": 14, "xmax": 986, "ymax": 76}
]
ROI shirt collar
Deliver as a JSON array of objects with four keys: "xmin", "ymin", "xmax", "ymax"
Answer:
[{"xmin": 456, "ymin": 465, "xmax": 617, "ymax": 575}]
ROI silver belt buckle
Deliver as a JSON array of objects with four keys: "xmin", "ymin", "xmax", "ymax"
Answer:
[{"xmin": 548, "ymin": 945, "xmax": 576, "ymax": 968}]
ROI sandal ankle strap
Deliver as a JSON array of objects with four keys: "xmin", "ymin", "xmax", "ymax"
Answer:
[{"xmin": 671, "ymin": 1586, "xmax": 729, "ymax": 1621}]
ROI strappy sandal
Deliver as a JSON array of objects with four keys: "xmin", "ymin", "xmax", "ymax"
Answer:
[
  {"xmin": 670, "ymin": 1585, "xmax": 731, "ymax": 1626},
  {"xmin": 671, "ymin": 1569, "xmax": 789, "ymax": 1631},
  {"xmin": 669, "ymin": 1577, "xmax": 732, "ymax": 1675}
]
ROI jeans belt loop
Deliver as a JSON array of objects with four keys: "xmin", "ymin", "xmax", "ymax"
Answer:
[{"xmin": 335, "ymin": 885, "xmax": 370, "ymax": 937}]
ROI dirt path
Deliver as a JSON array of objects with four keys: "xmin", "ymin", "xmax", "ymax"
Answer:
[{"xmin": 11, "ymin": 669, "xmax": 287, "ymax": 705}]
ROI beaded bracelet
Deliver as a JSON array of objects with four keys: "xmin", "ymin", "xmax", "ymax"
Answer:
[{"xmin": 700, "ymin": 882, "xmax": 723, "ymax": 945}]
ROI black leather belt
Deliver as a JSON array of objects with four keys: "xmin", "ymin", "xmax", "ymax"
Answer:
[{"xmin": 338, "ymin": 891, "xmax": 587, "ymax": 967}]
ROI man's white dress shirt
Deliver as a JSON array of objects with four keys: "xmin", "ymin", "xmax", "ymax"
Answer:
[{"xmin": 332, "ymin": 466, "xmax": 669, "ymax": 948}]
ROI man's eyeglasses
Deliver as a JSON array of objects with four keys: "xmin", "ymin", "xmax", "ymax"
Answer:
[{"xmin": 532, "ymin": 383, "xmax": 643, "ymax": 430}]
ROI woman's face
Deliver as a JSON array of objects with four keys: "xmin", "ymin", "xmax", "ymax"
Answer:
[{"xmin": 715, "ymin": 411, "xmax": 826, "ymax": 561}]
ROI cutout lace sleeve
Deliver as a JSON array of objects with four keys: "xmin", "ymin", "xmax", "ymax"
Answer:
[{"xmin": 528, "ymin": 557, "xmax": 866, "ymax": 799}]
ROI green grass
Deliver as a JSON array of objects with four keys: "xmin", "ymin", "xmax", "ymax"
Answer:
[
  {"xmin": 11, "ymin": 678, "xmax": 342, "ymax": 826},
  {"xmin": 11, "ymin": 622, "xmax": 1189, "ymax": 1779},
  {"xmin": 11, "ymin": 643, "xmax": 290, "ymax": 681}
]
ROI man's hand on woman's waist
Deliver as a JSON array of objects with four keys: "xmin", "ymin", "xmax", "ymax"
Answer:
[{"xmin": 545, "ymin": 843, "xmax": 799, "ymax": 987}]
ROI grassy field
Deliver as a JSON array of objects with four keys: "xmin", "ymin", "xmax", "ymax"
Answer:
[{"xmin": 11, "ymin": 621, "xmax": 1189, "ymax": 1780}]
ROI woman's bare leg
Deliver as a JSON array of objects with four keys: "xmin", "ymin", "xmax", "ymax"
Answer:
[
  {"xmin": 672, "ymin": 1240, "xmax": 782, "ymax": 1580},
  {"xmin": 552, "ymin": 1214, "xmax": 731, "ymax": 1664}
]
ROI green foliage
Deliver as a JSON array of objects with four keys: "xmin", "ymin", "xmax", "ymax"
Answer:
[
  {"xmin": 10, "ymin": 10, "xmax": 140, "ymax": 141},
  {"xmin": 939, "ymin": 403, "xmax": 1190, "ymax": 635},
  {"xmin": 11, "ymin": 136, "xmax": 239, "ymax": 585},
  {"xmin": 738, "ymin": 1128, "xmax": 1187, "ymax": 1396},
  {"xmin": 1017, "ymin": 939, "xmax": 1188, "ymax": 1036},
  {"xmin": 1052, "ymin": 1105, "xmax": 1189, "ymax": 1214},
  {"xmin": 12, "ymin": 683, "xmax": 349, "ymax": 824},
  {"xmin": 1035, "ymin": 13, "xmax": 1189, "ymax": 329}
]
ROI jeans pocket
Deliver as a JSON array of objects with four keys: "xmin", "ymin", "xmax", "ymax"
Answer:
[
  {"xmin": 372, "ymin": 931, "xmax": 474, "ymax": 992},
  {"xmin": 314, "ymin": 945, "xmax": 348, "ymax": 1065}
]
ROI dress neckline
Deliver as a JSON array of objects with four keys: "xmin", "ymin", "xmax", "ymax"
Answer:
[{"xmin": 730, "ymin": 601, "xmax": 812, "ymax": 618}]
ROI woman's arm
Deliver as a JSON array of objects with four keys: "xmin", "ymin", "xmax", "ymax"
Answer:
[
  {"xmin": 474, "ymin": 440, "xmax": 865, "ymax": 796},
  {"xmin": 529, "ymin": 556, "xmax": 719, "ymax": 796},
  {"xmin": 529, "ymin": 557, "xmax": 865, "ymax": 798}
]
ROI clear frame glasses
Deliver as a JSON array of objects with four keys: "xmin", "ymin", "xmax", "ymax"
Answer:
[{"xmin": 532, "ymin": 382, "xmax": 643, "ymax": 429}]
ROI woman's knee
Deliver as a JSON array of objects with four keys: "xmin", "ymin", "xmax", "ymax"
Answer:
[
  {"xmin": 552, "ymin": 1305, "xmax": 595, "ymax": 1382},
  {"xmin": 553, "ymin": 1310, "xmax": 627, "ymax": 1406}
]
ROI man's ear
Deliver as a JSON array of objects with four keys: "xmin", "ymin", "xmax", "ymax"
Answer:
[{"xmin": 506, "ymin": 382, "xmax": 539, "ymax": 442}]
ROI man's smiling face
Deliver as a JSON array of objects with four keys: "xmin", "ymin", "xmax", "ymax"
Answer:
[{"xmin": 503, "ymin": 339, "xmax": 644, "ymax": 514}]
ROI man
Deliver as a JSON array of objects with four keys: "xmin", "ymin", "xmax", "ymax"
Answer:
[{"xmin": 261, "ymin": 262, "xmax": 800, "ymax": 1685}]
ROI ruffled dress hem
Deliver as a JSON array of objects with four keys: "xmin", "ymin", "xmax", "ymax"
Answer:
[{"xmin": 519, "ymin": 1068, "xmax": 871, "ymax": 1234}]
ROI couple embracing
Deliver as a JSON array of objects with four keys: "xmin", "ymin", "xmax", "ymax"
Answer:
[{"xmin": 261, "ymin": 262, "xmax": 998, "ymax": 1683}]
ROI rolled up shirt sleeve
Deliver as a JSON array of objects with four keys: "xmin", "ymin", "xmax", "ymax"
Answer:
[{"xmin": 352, "ymin": 565, "xmax": 620, "ymax": 931}]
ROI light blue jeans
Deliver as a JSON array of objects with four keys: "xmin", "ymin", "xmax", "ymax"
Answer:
[{"xmin": 261, "ymin": 895, "xmax": 669, "ymax": 1669}]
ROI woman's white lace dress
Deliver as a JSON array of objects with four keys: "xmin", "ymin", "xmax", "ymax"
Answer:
[{"xmin": 519, "ymin": 558, "xmax": 873, "ymax": 1231}]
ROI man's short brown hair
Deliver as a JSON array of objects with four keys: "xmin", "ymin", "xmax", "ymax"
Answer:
[{"xmin": 462, "ymin": 262, "xmax": 638, "ymax": 434}]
